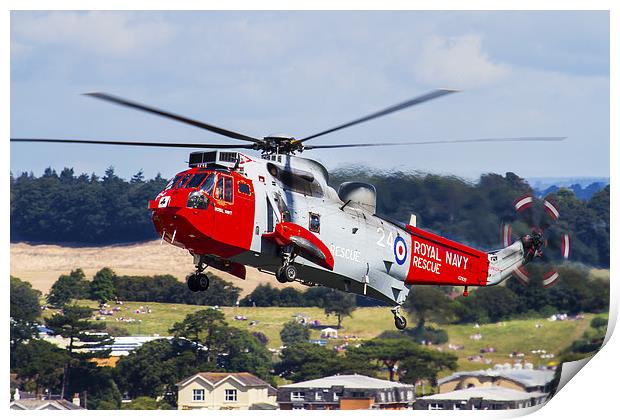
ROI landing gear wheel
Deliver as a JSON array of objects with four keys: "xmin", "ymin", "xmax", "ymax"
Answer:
[
  {"xmin": 196, "ymin": 273, "xmax": 210, "ymax": 291},
  {"xmin": 187, "ymin": 274, "xmax": 200, "ymax": 292},
  {"xmin": 187, "ymin": 273, "xmax": 210, "ymax": 292},
  {"xmin": 275, "ymin": 267, "xmax": 288, "ymax": 284},
  {"xmin": 391, "ymin": 306, "xmax": 407, "ymax": 330},
  {"xmin": 394, "ymin": 315, "xmax": 407, "ymax": 330},
  {"xmin": 284, "ymin": 264, "xmax": 297, "ymax": 282}
]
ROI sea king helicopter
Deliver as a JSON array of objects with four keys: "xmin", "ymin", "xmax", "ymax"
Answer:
[{"xmin": 12, "ymin": 89, "xmax": 568, "ymax": 329}]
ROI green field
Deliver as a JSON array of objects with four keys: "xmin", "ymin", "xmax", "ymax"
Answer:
[{"xmin": 44, "ymin": 301, "xmax": 602, "ymax": 374}]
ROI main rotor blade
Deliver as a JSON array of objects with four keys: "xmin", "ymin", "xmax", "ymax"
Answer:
[
  {"xmin": 85, "ymin": 92, "xmax": 260, "ymax": 143},
  {"xmin": 298, "ymin": 88, "xmax": 458, "ymax": 143},
  {"xmin": 10, "ymin": 138, "xmax": 255, "ymax": 149},
  {"xmin": 304, "ymin": 137, "xmax": 566, "ymax": 150}
]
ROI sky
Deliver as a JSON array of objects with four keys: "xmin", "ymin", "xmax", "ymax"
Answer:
[{"xmin": 10, "ymin": 10, "xmax": 610, "ymax": 181}]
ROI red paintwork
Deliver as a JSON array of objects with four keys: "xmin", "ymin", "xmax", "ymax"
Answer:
[
  {"xmin": 149, "ymin": 168, "xmax": 255, "ymax": 260},
  {"xmin": 262, "ymin": 222, "xmax": 335, "ymax": 270},
  {"xmin": 404, "ymin": 224, "xmax": 490, "ymax": 287}
]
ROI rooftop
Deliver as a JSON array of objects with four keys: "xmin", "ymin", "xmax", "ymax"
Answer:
[
  {"xmin": 10, "ymin": 399, "xmax": 84, "ymax": 410},
  {"xmin": 177, "ymin": 372, "xmax": 271, "ymax": 388},
  {"xmin": 438, "ymin": 367, "xmax": 554, "ymax": 388},
  {"xmin": 279, "ymin": 374, "xmax": 414, "ymax": 389},
  {"xmin": 420, "ymin": 386, "xmax": 547, "ymax": 402}
]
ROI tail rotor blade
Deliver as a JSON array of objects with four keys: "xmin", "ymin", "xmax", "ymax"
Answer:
[
  {"xmin": 513, "ymin": 266, "xmax": 530, "ymax": 286},
  {"xmin": 541, "ymin": 196, "xmax": 560, "ymax": 231},
  {"xmin": 542, "ymin": 270, "xmax": 560, "ymax": 288},
  {"xmin": 501, "ymin": 223, "xmax": 513, "ymax": 247},
  {"xmin": 561, "ymin": 233, "xmax": 570, "ymax": 260},
  {"xmin": 514, "ymin": 194, "xmax": 536, "ymax": 229}
]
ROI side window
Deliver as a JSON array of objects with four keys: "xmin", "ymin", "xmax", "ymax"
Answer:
[
  {"xmin": 214, "ymin": 177, "xmax": 224, "ymax": 200},
  {"xmin": 224, "ymin": 177, "xmax": 233, "ymax": 203},
  {"xmin": 238, "ymin": 182, "xmax": 251, "ymax": 195},
  {"xmin": 309, "ymin": 212, "xmax": 321, "ymax": 234}
]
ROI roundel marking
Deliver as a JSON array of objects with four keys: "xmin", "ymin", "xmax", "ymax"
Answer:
[{"xmin": 394, "ymin": 236, "xmax": 408, "ymax": 265}]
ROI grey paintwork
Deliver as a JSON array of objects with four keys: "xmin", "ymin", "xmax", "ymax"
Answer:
[{"xmin": 223, "ymin": 152, "xmax": 526, "ymax": 306}]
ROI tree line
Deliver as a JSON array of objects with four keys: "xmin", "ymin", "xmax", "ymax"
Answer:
[
  {"xmin": 46, "ymin": 268, "xmax": 358, "ymax": 328},
  {"xmin": 11, "ymin": 168, "xmax": 609, "ymax": 267},
  {"xmin": 10, "ymin": 167, "xmax": 167, "ymax": 244},
  {"xmin": 46, "ymin": 268, "xmax": 242, "ymax": 308},
  {"xmin": 11, "ymin": 276, "xmax": 454, "ymax": 409}
]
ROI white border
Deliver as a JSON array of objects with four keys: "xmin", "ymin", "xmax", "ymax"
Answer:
[{"xmin": 4, "ymin": 2, "xmax": 616, "ymax": 419}]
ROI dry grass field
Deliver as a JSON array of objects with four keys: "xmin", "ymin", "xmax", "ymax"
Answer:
[{"xmin": 10, "ymin": 241, "xmax": 304, "ymax": 296}]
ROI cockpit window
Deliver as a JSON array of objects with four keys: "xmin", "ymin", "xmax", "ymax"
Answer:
[
  {"xmin": 186, "ymin": 173, "xmax": 207, "ymax": 189},
  {"xmin": 201, "ymin": 174, "xmax": 216, "ymax": 194},
  {"xmin": 177, "ymin": 173, "xmax": 193, "ymax": 188},
  {"xmin": 164, "ymin": 174, "xmax": 182, "ymax": 191}
]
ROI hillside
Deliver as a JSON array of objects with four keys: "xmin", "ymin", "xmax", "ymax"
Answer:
[
  {"xmin": 51, "ymin": 300, "xmax": 600, "ymax": 372},
  {"xmin": 10, "ymin": 241, "xmax": 305, "ymax": 296}
]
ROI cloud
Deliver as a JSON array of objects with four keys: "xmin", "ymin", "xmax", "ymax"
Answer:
[
  {"xmin": 11, "ymin": 11, "xmax": 174, "ymax": 57},
  {"xmin": 413, "ymin": 34, "xmax": 510, "ymax": 89}
]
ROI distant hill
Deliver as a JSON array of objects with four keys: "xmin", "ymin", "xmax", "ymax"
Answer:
[{"xmin": 527, "ymin": 177, "xmax": 610, "ymax": 200}]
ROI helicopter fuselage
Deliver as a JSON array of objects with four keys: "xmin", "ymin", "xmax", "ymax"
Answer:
[{"xmin": 149, "ymin": 150, "xmax": 527, "ymax": 306}]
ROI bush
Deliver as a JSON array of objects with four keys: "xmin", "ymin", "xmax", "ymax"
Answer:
[
  {"xmin": 280, "ymin": 321, "xmax": 310, "ymax": 347},
  {"xmin": 379, "ymin": 326, "xmax": 448, "ymax": 344},
  {"xmin": 591, "ymin": 317, "xmax": 608, "ymax": 330}
]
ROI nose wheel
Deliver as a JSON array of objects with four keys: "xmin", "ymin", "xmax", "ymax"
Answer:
[
  {"xmin": 391, "ymin": 306, "xmax": 407, "ymax": 330},
  {"xmin": 187, "ymin": 256, "xmax": 210, "ymax": 292}
]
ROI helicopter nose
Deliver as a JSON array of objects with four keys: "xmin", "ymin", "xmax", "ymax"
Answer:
[{"xmin": 150, "ymin": 190, "xmax": 213, "ymax": 247}]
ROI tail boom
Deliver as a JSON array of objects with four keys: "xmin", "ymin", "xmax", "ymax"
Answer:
[{"xmin": 403, "ymin": 224, "xmax": 526, "ymax": 288}]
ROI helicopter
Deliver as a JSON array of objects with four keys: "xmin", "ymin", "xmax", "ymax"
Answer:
[{"xmin": 11, "ymin": 89, "xmax": 567, "ymax": 329}]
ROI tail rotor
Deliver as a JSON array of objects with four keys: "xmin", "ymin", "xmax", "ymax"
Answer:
[{"xmin": 501, "ymin": 193, "xmax": 570, "ymax": 287}]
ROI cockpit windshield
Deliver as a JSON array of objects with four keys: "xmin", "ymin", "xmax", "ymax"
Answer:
[
  {"xmin": 200, "ymin": 173, "xmax": 216, "ymax": 195},
  {"xmin": 163, "ymin": 174, "xmax": 182, "ymax": 191},
  {"xmin": 186, "ymin": 173, "xmax": 207, "ymax": 189}
]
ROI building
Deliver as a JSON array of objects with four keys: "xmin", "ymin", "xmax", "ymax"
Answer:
[
  {"xmin": 277, "ymin": 374, "xmax": 415, "ymax": 410},
  {"xmin": 414, "ymin": 386, "xmax": 547, "ymax": 410},
  {"xmin": 10, "ymin": 399, "xmax": 85, "ymax": 410},
  {"xmin": 10, "ymin": 390, "xmax": 84, "ymax": 410},
  {"xmin": 176, "ymin": 372, "xmax": 277, "ymax": 410},
  {"xmin": 438, "ymin": 364, "xmax": 554, "ymax": 394}
]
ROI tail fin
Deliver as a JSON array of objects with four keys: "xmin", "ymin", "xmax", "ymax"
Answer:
[{"xmin": 486, "ymin": 238, "xmax": 531, "ymax": 286}]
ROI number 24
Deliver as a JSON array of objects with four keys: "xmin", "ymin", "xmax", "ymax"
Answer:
[{"xmin": 376, "ymin": 227, "xmax": 394, "ymax": 248}]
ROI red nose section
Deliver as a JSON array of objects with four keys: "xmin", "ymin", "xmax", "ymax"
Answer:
[
  {"xmin": 263, "ymin": 222, "xmax": 334, "ymax": 270},
  {"xmin": 149, "ymin": 170, "xmax": 256, "ymax": 260}
]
